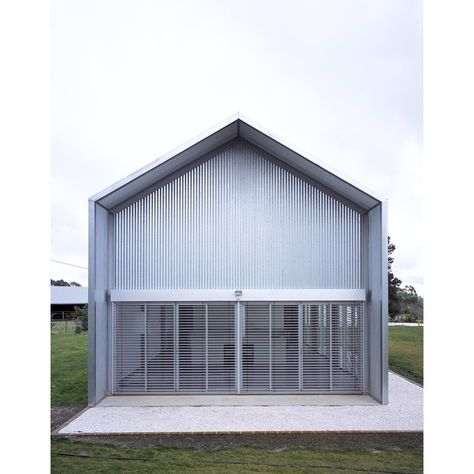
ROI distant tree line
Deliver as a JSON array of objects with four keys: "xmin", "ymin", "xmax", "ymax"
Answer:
[
  {"xmin": 50, "ymin": 279, "xmax": 82, "ymax": 287},
  {"xmin": 388, "ymin": 237, "xmax": 423, "ymax": 322}
]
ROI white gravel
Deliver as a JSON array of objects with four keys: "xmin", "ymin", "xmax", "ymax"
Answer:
[{"xmin": 60, "ymin": 372, "xmax": 422, "ymax": 434}]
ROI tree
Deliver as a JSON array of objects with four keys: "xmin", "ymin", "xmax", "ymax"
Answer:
[
  {"xmin": 73, "ymin": 304, "xmax": 88, "ymax": 333},
  {"xmin": 50, "ymin": 279, "xmax": 82, "ymax": 287},
  {"xmin": 387, "ymin": 239, "xmax": 424, "ymax": 322},
  {"xmin": 388, "ymin": 237, "xmax": 402, "ymax": 320},
  {"xmin": 397, "ymin": 285, "xmax": 423, "ymax": 322},
  {"xmin": 50, "ymin": 279, "xmax": 70, "ymax": 287}
]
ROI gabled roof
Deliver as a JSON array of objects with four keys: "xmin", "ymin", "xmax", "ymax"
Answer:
[{"xmin": 91, "ymin": 113, "xmax": 383, "ymax": 212}]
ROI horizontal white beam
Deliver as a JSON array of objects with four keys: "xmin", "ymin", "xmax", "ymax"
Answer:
[{"xmin": 110, "ymin": 289, "xmax": 366, "ymax": 302}]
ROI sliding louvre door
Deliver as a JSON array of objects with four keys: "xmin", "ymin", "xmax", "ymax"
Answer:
[
  {"xmin": 302, "ymin": 302, "xmax": 364, "ymax": 393},
  {"xmin": 271, "ymin": 304, "xmax": 299, "ymax": 391},
  {"xmin": 302, "ymin": 304, "xmax": 331, "ymax": 391},
  {"xmin": 114, "ymin": 303, "xmax": 146, "ymax": 393},
  {"xmin": 146, "ymin": 304, "xmax": 175, "ymax": 391},
  {"xmin": 331, "ymin": 303, "xmax": 364, "ymax": 392},
  {"xmin": 177, "ymin": 304, "xmax": 206, "ymax": 392},
  {"xmin": 114, "ymin": 302, "xmax": 237, "ymax": 394},
  {"xmin": 114, "ymin": 303, "xmax": 176, "ymax": 393},
  {"xmin": 176, "ymin": 303, "xmax": 236, "ymax": 392},
  {"xmin": 207, "ymin": 302, "xmax": 235, "ymax": 392},
  {"xmin": 241, "ymin": 303, "xmax": 300, "ymax": 392},
  {"xmin": 239, "ymin": 302, "xmax": 363, "ymax": 394},
  {"xmin": 241, "ymin": 303, "xmax": 270, "ymax": 392}
]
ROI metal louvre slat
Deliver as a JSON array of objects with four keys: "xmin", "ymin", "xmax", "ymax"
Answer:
[
  {"xmin": 177, "ymin": 304, "xmax": 206, "ymax": 392},
  {"xmin": 113, "ymin": 301, "xmax": 364, "ymax": 395},
  {"xmin": 207, "ymin": 302, "xmax": 236, "ymax": 392},
  {"xmin": 241, "ymin": 303, "xmax": 271, "ymax": 392},
  {"xmin": 330, "ymin": 303, "xmax": 364, "ymax": 392},
  {"xmin": 113, "ymin": 303, "xmax": 146, "ymax": 393},
  {"xmin": 302, "ymin": 302, "xmax": 364, "ymax": 393},
  {"xmin": 302, "ymin": 303, "xmax": 331, "ymax": 391},
  {"xmin": 271, "ymin": 304, "xmax": 299, "ymax": 391},
  {"xmin": 146, "ymin": 304, "xmax": 175, "ymax": 391}
]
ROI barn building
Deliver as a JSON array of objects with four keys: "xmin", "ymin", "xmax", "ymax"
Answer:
[
  {"xmin": 88, "ymin": 115, "xmax": 388, "ymax": 405},
  {"xmin": 51, "ymin": 286, "xmax": 88, "ymax": 320}
]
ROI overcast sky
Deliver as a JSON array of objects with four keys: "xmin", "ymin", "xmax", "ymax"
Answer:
[{"xmin": 51, "ymin": 0, "xmax": 423, "ymax": 293}]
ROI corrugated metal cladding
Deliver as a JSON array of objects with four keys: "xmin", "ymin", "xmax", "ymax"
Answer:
[
  {"xmin": 113, "ymin": 301, "xmax": 364, "ymax": 394},
  {"xmin": 114, "ymin": 140, "xmax": 362, "ymax": 290}
]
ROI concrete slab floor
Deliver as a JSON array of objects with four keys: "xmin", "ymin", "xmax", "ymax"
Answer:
[
  {"xmin": 98, "ymin": 393, "xmax": 377, "ymax": 407},
  {"xmin": 59, "ymin": 372, "xmax": 422, "ymax": 434}
]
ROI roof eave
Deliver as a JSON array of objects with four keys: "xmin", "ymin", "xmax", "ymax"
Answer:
[
  {"xmin": 237, "ymin": 114, "xmax": 385, "ymax": 205},
  {"xmin": 89, "ymin": 113, "xmax": 241, "ymax": 204}
]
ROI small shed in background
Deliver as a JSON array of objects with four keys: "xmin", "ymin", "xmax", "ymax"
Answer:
[{"xmin": 51, "ymin": 286, "xmax": 88, "ymax": 320}]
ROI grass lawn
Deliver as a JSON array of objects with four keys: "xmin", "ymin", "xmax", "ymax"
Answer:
[
  {"xmin": 52, "ymin": 330, "xmax": 423, "ymax": 472},
  {"xmin": 52, "ymin": 438, "xmax": 422, "ymax": 473},
  {"xmin": 51, "ymin": 332, "xmax": 88, "ymax": 407},
  {"xmin": 389, "ymin": 326, "xmax": 423, "ymax": 385},
  {"xmin": 51, "ymin": 320, "xmax": 78, "ymax": 333}
]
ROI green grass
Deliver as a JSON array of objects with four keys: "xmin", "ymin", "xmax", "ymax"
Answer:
[
  {"xmin": 51, "ymin": 320, "xmax": 78, "ymax": 335},
  {"xmin": 389, "ymin": 326, "xmax": 423, "ymax": 385},
  {"xmin": 51, "ymin": 438, "xmax": 422, "ymax": 473},
  {"xmin": 51, "ymin": 332, "xmax": 88, "ymax": 407}
]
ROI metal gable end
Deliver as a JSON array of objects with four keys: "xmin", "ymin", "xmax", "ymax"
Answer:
[{"xmin": 90, "ymin": 113, "xmax": 383, "ymax": 211}]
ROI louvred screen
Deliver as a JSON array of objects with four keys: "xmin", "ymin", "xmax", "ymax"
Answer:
[{"xmin": 113, "ymin": 301, "xmax": 363, "ymax": 394}]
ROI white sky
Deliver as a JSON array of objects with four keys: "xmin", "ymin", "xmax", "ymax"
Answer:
[{"xmin": 51, "ymin": 0, "xmax": 423, "ymax": 293}]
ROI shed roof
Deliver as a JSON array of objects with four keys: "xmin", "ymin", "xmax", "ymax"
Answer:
[
  {"xmin": 91, "ymin": 113, "xmax": 382, "ymax": 212},
  {"xmin": 51, "ymin": 286, "xmax": 88, "ymax": 305}
]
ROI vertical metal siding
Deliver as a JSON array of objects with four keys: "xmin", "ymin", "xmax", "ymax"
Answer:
[{"xmin": 114, "ymin": 140, "xmax": 362, "ymax": 290}]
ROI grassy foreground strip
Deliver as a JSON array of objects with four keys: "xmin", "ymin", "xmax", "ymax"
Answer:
[
  {"xmin": 51, "ymin": 439, "xmax": 422, "ymax": 474},
  {"xmin": 388, "ymin": 326, "xmax": 423, "ymax": 385},
  {"xmin": 51, "ymin": 333, "xmax": 88, "ymax": 407}
]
